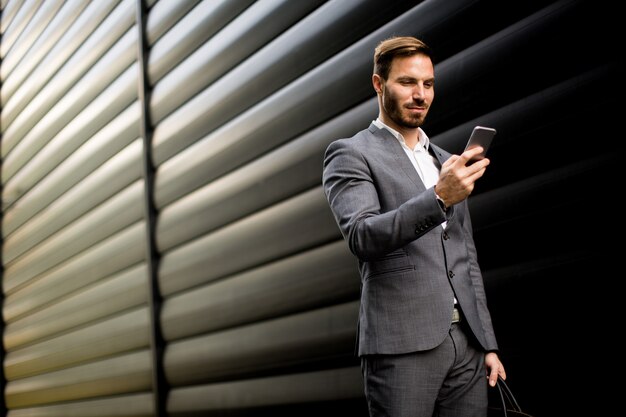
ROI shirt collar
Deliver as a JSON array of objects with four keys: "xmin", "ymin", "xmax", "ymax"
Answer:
[{"xmin": 373, "ymin": 118, "xmax": 430, "ymax": 150}]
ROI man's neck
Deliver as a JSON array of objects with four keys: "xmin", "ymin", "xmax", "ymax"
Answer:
[{"xmin": 377, "ymin": 117, "xmax": 420, "ymax": 149}]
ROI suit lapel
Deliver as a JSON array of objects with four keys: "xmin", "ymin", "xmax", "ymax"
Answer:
[
  {"xmin": 428, "ymin": 143, "xmax": 448, "ymax": 167},
  {"xmin": 368, "ymin": 123, "xmax": 426, "ymax": 191}
]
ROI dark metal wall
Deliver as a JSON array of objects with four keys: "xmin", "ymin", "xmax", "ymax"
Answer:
[{"xmin": 0, "ymin": 0, "xmax": 620, "ymax": 416}]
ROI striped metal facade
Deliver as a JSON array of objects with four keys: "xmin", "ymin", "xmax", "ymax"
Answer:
[{"xmin": 0, "ymin": 0, "xmax": 620, "ymax": 415}]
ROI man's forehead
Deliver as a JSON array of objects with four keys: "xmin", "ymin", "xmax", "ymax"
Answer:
[{"xmin": 388, "ymin": 55, "xmax": 434, "ymax": 77}]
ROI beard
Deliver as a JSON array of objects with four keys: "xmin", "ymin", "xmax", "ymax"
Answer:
[{"xmin": 382, "ymin": 87, "xmax": 429, "ymax": 128}]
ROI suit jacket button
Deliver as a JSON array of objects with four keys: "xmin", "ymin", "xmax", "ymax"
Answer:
[
  {"xmin": 443, "ymin": 231, "xmax": 449, "ymax": 240},
  {"xmin": 448, "ymin": 270, "xmax": 455, "ymax": 279}
]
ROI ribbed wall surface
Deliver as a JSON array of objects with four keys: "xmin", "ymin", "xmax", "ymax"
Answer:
[{"xmin": 0, "ymin": 0, "xmax": 620, "ymax": 416}]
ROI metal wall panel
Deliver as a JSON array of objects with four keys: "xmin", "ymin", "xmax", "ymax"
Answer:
[
  {"xmin": 0, "ymin": 0, "xmax": 64, "ymax": 81},
  {"xmin": 1, "ymin": 0, "xmax": 620, "ymax": 415},
  {"xmin": 1, "ymin": 0, "xmax": 153, "ymax": 414},
  {"xmin": 4, "ymin": 264, "xmax": 148, "ymax": 349},
  {"xmin": 1, "ymin": 0, "xmax": 120, "ymax": 132},
  {"xmin": 160, "ymin": 240, "xmax": 359, "ymax": 341},
  {"xmin": 2, "ymin": 135, "xmax": 143, "ymax": 264},
  {"xmin": 0, "ymin": 0, "xmax": 42, "ymax": 60}
]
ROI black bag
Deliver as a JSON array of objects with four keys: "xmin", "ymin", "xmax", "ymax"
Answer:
[{"xmin": 487, "ymin": 376, "xmax": 534, "ymax": 417}]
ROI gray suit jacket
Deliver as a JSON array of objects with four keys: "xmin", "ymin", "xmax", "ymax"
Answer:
[{"xmin": 322, "ymin": 123, "xmax": 498, "ymax": 356}]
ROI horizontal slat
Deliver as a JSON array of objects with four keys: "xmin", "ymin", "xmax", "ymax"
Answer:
[
  {"xmin": 5, "ymin": 308, "xmax": 150, "ymax": 379},
  {"xmin": 4, "ymin": 181, "xmax": 144, "ymax": 289},
  {"xmin": 161, "ymin": 240, "xmax": 358, "ymax": 341},
  {"xmin": 167, "ymin": 366, "xmax": 363, "ymax": 414},
  {"xmin": 3, "ymin": 64, "xmax": 138, "ymax": 218},
  {"xmin": 165, "ymin": 301, "xmax": 358, "ymax": 385},
  {"xmin": 4, "ymin": 223, "xmax": 146, "ymax": 320},
  {"xmin": 6, "ymin": 393, "xmax": 154, "ymax": 417},
  {"xmin": 158, "ymin": 186, "xmax": 340, "ymax": 297},
  {"xmin": 0, "ymin": 0, "xmax": 64, "ymax": 80},
  {"xmin": 4, "ymin": 264, "xmax": 148, "ymax": 350},
  {"xmin": 0, "ymin": 0, "xmax": 42, "ymax": 59},
  {"xmin": 5, "ymin": 351, "xmax": 152, "ymax": 408},
  {"xmin": 148, "ymin": 0, "xmax": 322, "ymax": 122},
  {"xmin": 1, "ymin": 0, "xmax": 22, "ymax": 35},
  {"xmin": 1, "ymin": 0, "xmax": 123, "ymax": 128},
  {"xmin": 147, "ymin": 0, "xmax": 256, "ymax": 85},
  {"xmin": 144, "ymin": 0, "xmax": 201, "ymax": 46},
  {"xmin": 3, "ymin": 115, "xmax": 141, "ymax": 257},
  {"xmin": 0, "ymin": 0, "xmax": 91, "ymax": 104}
]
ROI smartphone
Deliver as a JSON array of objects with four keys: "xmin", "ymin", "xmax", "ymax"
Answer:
[{"xmin": 464, "ymin": 126, "xmax": 496, "ymax": 163}]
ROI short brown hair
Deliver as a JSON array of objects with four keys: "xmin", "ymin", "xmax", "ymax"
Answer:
[{"xmin": 373, "ymin": 36, "xmax": 432, "ymax": 80}]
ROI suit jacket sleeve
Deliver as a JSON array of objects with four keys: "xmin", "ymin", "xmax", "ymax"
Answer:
[{"xmin": 322, "ymin": 136, "xmax": 447, "ymax": 261}]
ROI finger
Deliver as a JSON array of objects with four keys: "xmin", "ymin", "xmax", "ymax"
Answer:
[
  {"xmin": 488, "ymin": 368, "xmax": 498, "ymax": 387},
  {"xmin": 442, "ymin": 154, "xmax": 460, "ymax": 168},
  {"xmin": 465, "ymin": 157, "xmax": 490, "ymax": 173},
  {"xmin": 458, "ymin": 146, "xmax": 484, "ymax": 164},
  {"xmin": 465, "ymin": 167, "xmax": 488, "ymax": 184}
]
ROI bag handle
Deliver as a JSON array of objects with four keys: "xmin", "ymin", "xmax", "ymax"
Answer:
[{"xmin": 495, "ymin": 376, "xmax": 522, "ymax": 415}]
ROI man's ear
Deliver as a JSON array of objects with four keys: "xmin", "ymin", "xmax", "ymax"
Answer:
[{"xmin": 372, "ymin": 74, "xmax": 383, "ymax": 94}]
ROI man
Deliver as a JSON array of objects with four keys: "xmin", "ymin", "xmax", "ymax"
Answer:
[{"xmin": 322, "ymin": 36, "xmax": 506, "ymax": 416}]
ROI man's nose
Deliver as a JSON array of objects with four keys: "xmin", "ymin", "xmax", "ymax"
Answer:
[{"xmin": 412, "ymin": 84, "xmax": 425, "ymax": 99}]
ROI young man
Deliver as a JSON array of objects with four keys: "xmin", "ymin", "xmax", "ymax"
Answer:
[{"xmin": 322, "ymin": 36, "xmax": 506, "ymax": 416}]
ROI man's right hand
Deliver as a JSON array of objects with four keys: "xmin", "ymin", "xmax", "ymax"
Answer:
[{"xmin": 434, "ymin": 146, "xmax": 490, "ymax": 207}]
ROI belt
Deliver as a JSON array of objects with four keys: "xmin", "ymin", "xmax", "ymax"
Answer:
[{"xmin": 452, "ymin": 307, "xmax": 461, "ymax": 323}]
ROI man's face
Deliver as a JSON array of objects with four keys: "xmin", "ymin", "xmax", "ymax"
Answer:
[{"xmin": 378, "ymin": 54, "xmax": 435, "ymax": 130}]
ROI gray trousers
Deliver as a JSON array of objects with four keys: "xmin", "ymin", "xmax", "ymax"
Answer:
[{"xmin": 361, "ymin": 322, "xmax": 488, "ymax": 417}]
